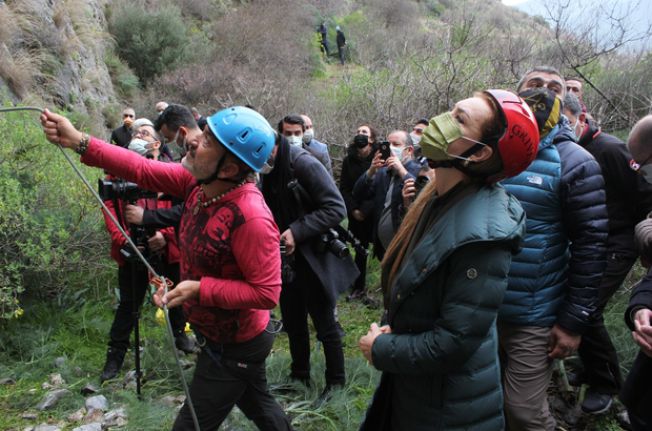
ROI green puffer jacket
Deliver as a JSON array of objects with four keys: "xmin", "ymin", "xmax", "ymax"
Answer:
[{"xmin": 362, "ymin": 184, "xmax": 525, "ymax": 431}]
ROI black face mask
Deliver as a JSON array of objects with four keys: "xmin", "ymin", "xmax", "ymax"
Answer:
[{"xmin": 353, "ymin": 134, "xmax": 370, "ymax": 148}]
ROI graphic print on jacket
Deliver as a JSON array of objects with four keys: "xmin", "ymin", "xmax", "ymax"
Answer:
[{"xmin": 179, "ymin": 196, "xmax": 246, "ymax": 343}]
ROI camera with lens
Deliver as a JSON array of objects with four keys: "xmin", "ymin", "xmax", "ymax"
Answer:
[
  {"xmin": 280, "ymin": 239, "xmax": 296, "ymax": 284},
  {"xmin": 318, "ymin": 228, "xmax": 350, "ymax": 259},
  {"xmin": 98, "ymin": 178, "xmax": 159, "ymax": 262},
  {"xmin": 98, "ymin": 178, "xmax": 157, "ymax": 203}
]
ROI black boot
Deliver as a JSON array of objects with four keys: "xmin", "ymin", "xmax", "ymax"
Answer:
[{"xmin": 100, "ymin": 347, "xmax": 126, "ymax": 382}]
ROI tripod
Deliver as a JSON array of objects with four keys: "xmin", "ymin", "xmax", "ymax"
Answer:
[{"xmin": 119, "ymin": 245, "xmax": 152, "ymax": 398}]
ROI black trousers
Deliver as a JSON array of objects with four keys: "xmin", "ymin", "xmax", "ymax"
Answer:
[
  {"xmin": 349, "ymin": 218, "xmax": 372, "ymax": 294},
  {"xmin": 280, "ymin": 253, "xmax": 345, "ymax": 385},
  {"xmin": 108, "ymin": 260, "xmax": 186, "ymax": 352},
  {"xmin": 577, "ymin": 250, "xmax": 636, "ymax": 394},
  {"xmin": 351, "ymin": 242, "xmax": 370, "ymax": 294},
  {"xmin": 173, "ymin": 327, "xmax": 293, "ymax": 431},
  {"xmin": 621, "ymin": 351, "xmax": 652, "ymax": 430}
]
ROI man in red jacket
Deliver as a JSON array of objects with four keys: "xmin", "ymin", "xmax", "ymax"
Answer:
[{"xmin": 41, "ymin": 107, "xmax": 293, "ymax": 430}]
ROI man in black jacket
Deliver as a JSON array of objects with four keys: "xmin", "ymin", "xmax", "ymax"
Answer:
[
  {"xmin": 110, "ymin": 107, "xmax": 135, "ymax": 148},
  {"xmin": 261, "ymin": 135, "xmax": 359, "ymax": 400},
  {"xmin": 339, "ymin": 126, "xmax": 376, "ymax": 301},
  {"xmin": 621, "ymin": 114, "xmax": 652, "ymax": 431},
  {"xmin": 563, "ymin": 95, "xmax": 652, "ymax": 413},
  {"xmin": 336, "ymin": 26, "xmax": 346, "ymax": 65}
]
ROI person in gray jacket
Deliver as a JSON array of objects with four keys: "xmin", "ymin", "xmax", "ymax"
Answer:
[
  {"xmin": 279, "ymin": 114, "xmax": 332, "ymax": 176},
  {"xmin": 301, "ymin": 114, "xmax": 333, "ymax": 177}
]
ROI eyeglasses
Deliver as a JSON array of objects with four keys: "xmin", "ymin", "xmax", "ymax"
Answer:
[
  {"xmin": 123, "ymin": 114, "xmax": 134, "ymax": 118},
  {"xmin": 134, "ymin": 129, "xmax": 153, "ymax": 138}
]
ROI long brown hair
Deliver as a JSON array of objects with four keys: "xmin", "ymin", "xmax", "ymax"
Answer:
[{"xmin": 381, "ymin": 92, "xmax": 503, "ymax": 294}]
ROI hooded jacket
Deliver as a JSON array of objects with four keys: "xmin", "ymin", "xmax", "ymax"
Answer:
[{"xmin": 361, "ymin": 184, "xmax": 525, "ymax": 431}]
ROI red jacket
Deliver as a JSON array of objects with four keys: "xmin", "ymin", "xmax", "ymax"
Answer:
[
  {"xmin": 102, "ymin": 176, "xmax": 180, "ymax": 266},
  {"xmin": 83, "ymin": 137, "xmax": 281, "ymax": 344}
]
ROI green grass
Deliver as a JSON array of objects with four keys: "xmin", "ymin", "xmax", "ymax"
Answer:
[{"xmin": 0, "ymin": 258, "xmax": 645, "ymax": 430}]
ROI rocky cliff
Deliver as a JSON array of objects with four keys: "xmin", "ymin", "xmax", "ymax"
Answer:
[{"xmin": 0, "ymin": 0, "xmax": 119, "ymax": 129}]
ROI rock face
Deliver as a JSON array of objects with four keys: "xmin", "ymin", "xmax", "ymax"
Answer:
[{"xmin": 0, "ymin": 0, "xmax": 117, "ymax": 121}]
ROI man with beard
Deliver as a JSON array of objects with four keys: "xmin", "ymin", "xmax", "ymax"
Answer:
[{"xmin": 40, "ymin": 106, "xmax": 293, "ymax": 430}]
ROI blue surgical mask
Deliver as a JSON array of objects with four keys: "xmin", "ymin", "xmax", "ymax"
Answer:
[
  {"xmin": 128, "ymin": 138, "xmax": 151, "ymax": 156},
  {"xmin": 391, "ymin": 146, "xmax": 404, "ymax": 160}
]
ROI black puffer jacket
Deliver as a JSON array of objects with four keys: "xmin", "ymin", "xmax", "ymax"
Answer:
[{"xmin": 578, "ymin": 119, "xmax": 652, "ymax": 252}]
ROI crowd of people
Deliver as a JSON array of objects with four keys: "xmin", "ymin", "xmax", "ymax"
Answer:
[{"xmin": 38, "ymin": 64, "xmax": 652, "ymax": 430}]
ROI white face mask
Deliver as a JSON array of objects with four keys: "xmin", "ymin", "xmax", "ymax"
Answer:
[
  {"xmin": 287, "ymin": 135, "xmax": 303, "ymax": 147},
  {"xmin": 128, "ymin": 138, "xmax": 152, "ymax": 156},
  {"xmin": 410, "ymin": 132, "xmax": 421, "ymax": 146},
  {"xmin": 640, "ymin": 164, "xmax": 652, "ymax": 184},
  {"xmin": 303, "ymin": 128, "xmax": 315, "ymax": 144},
  {"xmin": 391, "ymin": 146, "xmax": 404, "ymax": 160}
]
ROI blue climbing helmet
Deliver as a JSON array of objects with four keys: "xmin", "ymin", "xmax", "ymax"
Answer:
[{"xmin": 206, "ymin": 106, "xmax": 276, "ymax": 172}]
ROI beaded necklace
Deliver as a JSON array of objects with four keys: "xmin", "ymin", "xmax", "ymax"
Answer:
[{"xmin": 192, "ymin": 181, "xmax": 246, "ymax": 215}]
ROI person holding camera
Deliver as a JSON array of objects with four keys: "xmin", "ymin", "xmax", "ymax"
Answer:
[
  {"xmin": 40, "ymin": 107, "xmax": 293, "ymax": 430},
  {"xmin": 99, "ymin": 118, "xmax": 189, "ymax": 382},
  {"xmin": 352, "ymin": 130, "xmax": 422, "ymax": 259},
  {"xmin": 261, "ymin": 132, "xmax": 359, "ymax": 401},
  {"xmin": 400, "ymin": 164, "xmax": 435, "ymax": 213},
  {"xmin": 339, "ymin": 124, "xmax": 377, "ymax": 301},
  {"xmin": 358, "ymin": 90, "xmax": 539, "ymax": 431}
]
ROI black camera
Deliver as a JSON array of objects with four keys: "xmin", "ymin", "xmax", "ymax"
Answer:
[
  {"xmin": 414, "ymin": 175, "xmax": 430, "ymax": 194},
  {"xmin": 98, "ymin": 178, "xmax": 157, "ymax": 203},
  {"xmin": 378, "ymin": 141, "xmax": 391, "ymax": 160},
  {"xmin": 318, "ymin": 228, "xmax": 350, "ymax": 259},
  {"xmin": 98, "ymin": 178, "xmax": 159, "ymax": 262},
  {"xmin": 280, "ymin": 238, "xmax": 296, "ymax": 284}
]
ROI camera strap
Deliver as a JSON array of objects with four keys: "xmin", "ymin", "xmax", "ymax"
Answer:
[{"xmin": 0, "ymin": 106, "xmax": 201, "ymax": 431}]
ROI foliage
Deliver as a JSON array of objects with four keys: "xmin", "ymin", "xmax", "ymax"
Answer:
[
  {"xmin": 0, "ymin": 267, "xmax": 637, "ymax": 430},
  {"xmin": 108, "ymin": 1, "xmax": 190, "ymax": 84},
  {"xmin": 104, "ymin": 51, "xmax": 140, "ymax": 101},
  {"xmin": 0, "ymin": 109, "xmax": 110, "ymax": 319}
]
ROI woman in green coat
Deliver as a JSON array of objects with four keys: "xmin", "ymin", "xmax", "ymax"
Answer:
[{"xmin": 359, "ymin": 90, "xmax": 540, "ymax": 431}]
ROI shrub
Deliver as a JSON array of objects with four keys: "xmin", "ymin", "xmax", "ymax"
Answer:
[
  {"xmin": 109, "ymin": 1, "xmax": 190, "ymax": 84},
  {"xmin": 0, "ymin": 109, "xmax": 109, "ymax": 319}
]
